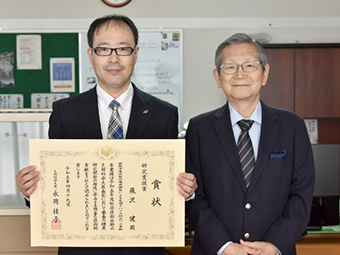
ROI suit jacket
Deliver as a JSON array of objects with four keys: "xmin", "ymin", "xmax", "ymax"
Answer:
[
  {"xmin": 47, "ymin": 83, "xmax": 178, "ymax": 255},
  {"xmin": 185, "ymin": 101, "xmax": 315, "ymax": 255}
]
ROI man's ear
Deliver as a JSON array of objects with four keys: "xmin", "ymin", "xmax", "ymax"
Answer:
[
  {"xmin": 261, "ymin": 64, "xmax": 270, "ymax": 87},
  {"xmin": 133, "ymin": 46, "xmax": 140, "ymax": 65},
  {"xmin": 87, "ymin": 48, "xmax": 94, "ymax": 65},
  {"xmin": 213, "ymin": 68, "xmax": 223, "ymax": 88}
]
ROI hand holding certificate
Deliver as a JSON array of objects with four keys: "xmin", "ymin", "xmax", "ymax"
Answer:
[{"xmin": 30, "ymin": 139, "xmax": 185, "ymax": 247}]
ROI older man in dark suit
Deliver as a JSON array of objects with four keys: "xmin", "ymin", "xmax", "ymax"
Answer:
[
  {"xmin": 185, "ymin": 33, "xmax": 314, "ymax": 255},
  {"xmin": 16, "ymin": 14, "xmax": 196, "ymax": 255}
]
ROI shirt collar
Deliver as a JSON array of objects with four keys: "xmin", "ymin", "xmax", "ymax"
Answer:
[
  {"xmin": 229, "ymin": 101, "xmax": 262, "ymax": 127},
  {"xmin": 97, "ymin": 83, "xmax": 134, "ymax": 112}
]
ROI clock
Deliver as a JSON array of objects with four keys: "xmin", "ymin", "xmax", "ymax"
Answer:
[{"xmin": 102, "ymin": 0, "xmax": 131, "ymax": 7}]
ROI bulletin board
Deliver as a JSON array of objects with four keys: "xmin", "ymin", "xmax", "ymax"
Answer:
[{"xmin": 0, "ymin": 33, "xmax": 79, "ymax": 108}]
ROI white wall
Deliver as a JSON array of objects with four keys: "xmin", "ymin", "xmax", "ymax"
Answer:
[
  {"xmin": 1, "ymin": 0, "xmax": 340, "ymax": 19},
  {"xmin": 1, "ymin": 0, "xmax": 340, "ymax": 124}
]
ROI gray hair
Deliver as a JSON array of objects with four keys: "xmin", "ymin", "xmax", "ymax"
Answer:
[{"xmin": 214, "ymin": 33, "xmax": 268, "ymax": 73}]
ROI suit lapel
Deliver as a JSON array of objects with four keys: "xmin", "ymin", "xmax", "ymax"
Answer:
[
  {"xmin": 126, "ymin": 84, "xmax": 153, "ymax": 139},
  {"xmin": 75, "ymin": 87, "xmax": 102, "ymax": 139},
  {"xmin": 247, "ymin": 101, "xmax": 279, "ymax": 193},
  {"xmin": 213, "ymin": 104, "xmax": 248, "ymax": 194}
]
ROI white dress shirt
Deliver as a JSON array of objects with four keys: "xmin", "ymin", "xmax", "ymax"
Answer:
[
  {"xmin": 97, "ymin": 83, "xmax": 133, "ymax": 139},
  {"xmin": 230, "ymin": 101, "xmax": 262, "ymax": 161}
]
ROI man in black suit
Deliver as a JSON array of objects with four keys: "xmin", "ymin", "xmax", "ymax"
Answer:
[
  {"xmin": 185, "ymin": 33, "xmax": 315, "ymax": 255},
  {"xmin": 16, "ymin": 14, "xmax": 196, "ymax": 255}
]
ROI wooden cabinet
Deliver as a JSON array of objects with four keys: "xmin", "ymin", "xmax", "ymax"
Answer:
[
  {"xmin": 262, "ymin": 44, "xmax": 340, "ymax": 143},
  {"xmin": 295, "ymin": 48, "xmax": 340, "ymax": 118},
  {"xmin": 261, "ymin": 48, "xmax": 295, "ymax": 112},
  {"xmin": 263, "ymin": 44, "xmax": 340, "ymax": 118}
]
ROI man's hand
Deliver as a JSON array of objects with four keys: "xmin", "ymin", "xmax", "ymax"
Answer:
[
  {"xmin": 240, "ymin": 239, "xmax": 279, "ymax": 255},
  {"xmin": 176, "ymin": 172, "xmax": 197, "ymax": 199},
  {"xmin": 222, "ymin": 242, "xmax": 260, "ymax": 255},
  {"xmin": 15, "ymin": 165, "xmax": 40, "ymax": 198}
]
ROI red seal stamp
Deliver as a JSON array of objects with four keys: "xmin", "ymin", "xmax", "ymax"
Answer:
[{"xmin": 51, "ymin": 220, "xmax": 61, "ymax": 230}]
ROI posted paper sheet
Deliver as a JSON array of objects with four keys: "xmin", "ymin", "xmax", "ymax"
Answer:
[{"xmin": 29, "ymin": 139, "xmax": 185, "ymax": 247}]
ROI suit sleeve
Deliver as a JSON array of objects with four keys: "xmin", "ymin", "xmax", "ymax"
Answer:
[
  {"xmin": 185, "ymin": 119, "xmax": 233, "ymax": 254},
  {"xmin": 262, "ymin": 118, "xmax": 315, "ymax": 254},
  {"xmin": 48, "ymin": 101, "xmax": 63, "ymax": 139},
  {"xmin": 165, "ymin": 106, "xmax": 179, "ymax": 139}
]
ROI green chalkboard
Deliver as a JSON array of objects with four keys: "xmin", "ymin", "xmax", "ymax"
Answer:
[{"xmin": 0, "ymin": 33, "xmax": 79, "ymax": 108}]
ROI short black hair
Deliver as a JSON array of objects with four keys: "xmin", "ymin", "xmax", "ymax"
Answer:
[{"xmin": 87, "ymin": 14, "xmax": 139, "ymax": 48}]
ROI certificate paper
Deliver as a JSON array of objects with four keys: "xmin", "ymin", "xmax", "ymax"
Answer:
[
  {"xmin": 30, "ymin": 139, "xmax": 185, "ymax": 247},
  {"xmin": 16, "ymin": 35, "xmax": 42, "ymax": 70}
]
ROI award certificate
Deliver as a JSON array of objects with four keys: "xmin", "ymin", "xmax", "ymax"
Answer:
[{"xmin": 29, "ymin": 139, "xmax": 185, "ymax": 247}]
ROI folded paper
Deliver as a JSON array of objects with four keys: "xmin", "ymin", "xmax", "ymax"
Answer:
[{"xmin": 270, "ymin": 149, "xmax": 287, "ymax": 160}]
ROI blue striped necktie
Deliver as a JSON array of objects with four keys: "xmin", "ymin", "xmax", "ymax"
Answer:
[
  {"xmin": 237, "ymin": 119, "xmax": 255, "ymax": 188},
  {"xmin": 107, "ymin": 100, "xmax": 123, "ymax": 139}
]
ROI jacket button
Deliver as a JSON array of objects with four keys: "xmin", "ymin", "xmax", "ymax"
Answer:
[
  {"xmin": 245, "ymin": 203, "xmax": 251, "ymax": 209},
  {"xmin": 244, "ymin": 233, "xmax": 250, "ymax": 239}
]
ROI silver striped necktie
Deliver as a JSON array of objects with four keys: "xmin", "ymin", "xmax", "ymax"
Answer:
[{"xmin": 237, "ymin": 119, "xmax": 255, "ymax": 189}]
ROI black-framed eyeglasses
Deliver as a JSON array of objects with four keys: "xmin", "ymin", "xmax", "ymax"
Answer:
[
  {"xmin": 219, "ymin": 61, "xmax": 261, "ymax": 74},
  {"xmin": 92, "ymin": 46, "xmax": 136, "ymax": 56}
]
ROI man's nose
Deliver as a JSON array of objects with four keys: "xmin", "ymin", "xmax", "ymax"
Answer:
[
  {"xmin": 234, "ymin": 65, "xmax": 246, "ymax": 78},
  {"xmin": 108, "ymin": 51, "xmax": 119, "ymax": 63}
]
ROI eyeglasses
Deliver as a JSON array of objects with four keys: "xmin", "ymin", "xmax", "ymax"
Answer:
[
  {"xmin": 219, "ymin": 61, "xmax": 261, "ymax": 74},
  {"xmin": 92, "ymin": 46, "xmax": 135, "ymax": 56}
]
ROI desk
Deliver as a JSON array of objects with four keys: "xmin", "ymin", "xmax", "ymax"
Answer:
[
  {"xmin": 166, "ymin": 234, "xmax": 340, "ymax": 255},
  {"xmin": 165, "ymin": 246, "xmax": 191, "ymax": 255},
  {"xmin": 296, "ymin": 234, "xmax": 340, "ymax": 255}
]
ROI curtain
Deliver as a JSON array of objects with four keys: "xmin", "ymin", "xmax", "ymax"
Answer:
[{"xmin": 0, "ymin": 121, "xmax": 48, "ymax": 208}]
